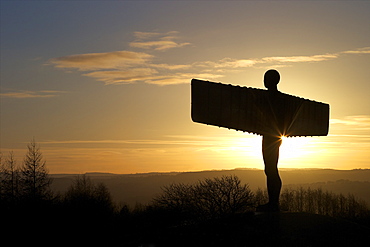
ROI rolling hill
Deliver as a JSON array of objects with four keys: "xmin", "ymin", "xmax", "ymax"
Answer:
[{"xmin": 50, "ymin": 168, "xmax": 370, "ymax": 207}]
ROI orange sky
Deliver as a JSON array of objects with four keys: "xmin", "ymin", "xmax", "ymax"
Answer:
[{"xmin": 1, "ymin": 1, "xmax": 370, "ymax": 173}]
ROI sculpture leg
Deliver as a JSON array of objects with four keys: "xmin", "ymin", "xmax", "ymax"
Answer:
[{"xmin": 259, "ymin": 135, "xmax": 282, "ymax": 211}]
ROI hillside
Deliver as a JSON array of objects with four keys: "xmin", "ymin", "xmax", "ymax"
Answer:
[{"xmin": 50, "ymin": 169, "xmax": 370, "ymax": 207}]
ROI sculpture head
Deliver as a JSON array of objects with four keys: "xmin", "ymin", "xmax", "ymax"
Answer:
[{"xmin": 264, "ymin": 69, "xmax": 280, "ymax": 91}]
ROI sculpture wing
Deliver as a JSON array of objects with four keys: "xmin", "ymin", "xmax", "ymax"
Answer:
[{"xmin": 191, "ymin": 79, "xmax": 329, "ymax": 137}]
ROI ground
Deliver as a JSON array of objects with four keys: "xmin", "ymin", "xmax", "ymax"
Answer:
[{"xmin": 133, "ymin": 212, "xmax": 370, "ymax": 247}]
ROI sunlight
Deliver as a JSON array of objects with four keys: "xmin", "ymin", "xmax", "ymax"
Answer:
[
  {"xmin": 231, "ymin": 135, "xmax": 262, "ymax": 158},
  {"xmin": 280, "ymin": 136, "xmax": 313, "ymax": 160},
  {"xmin": 223, "ymin": 135, "xmax": 263, "ymax": 169},
  {"xmin": 209, "ymin": 134, "xmax": 319, "ymax": 169}
]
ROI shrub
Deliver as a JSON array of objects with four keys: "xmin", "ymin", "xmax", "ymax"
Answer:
[{"xmin": 153, "ymin": 175, "xmax": 254, "ymax": 220}]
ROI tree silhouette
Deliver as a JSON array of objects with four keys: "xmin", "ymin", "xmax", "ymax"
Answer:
[
  {"xmin": 279, "ymin": 187, "xmax": 369, "ymax": 218},
  {"xmin": 154, "ymin": 175, "xmax": 254, "ymax": 220},
  {"xmin": 19, "ymin": 139, "xmax": 52, "ymax": 201},
  {"xmin": 64, "ymin": 174, "xmax": 114, "ymax": 214},
  {"xmin": 0, "ymin": 151, "xmax": 19, "ymax": 202}
]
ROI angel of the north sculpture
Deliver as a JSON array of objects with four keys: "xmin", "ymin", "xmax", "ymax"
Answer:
[{"xmin": 191, "ymin": 69, "xmax": 330, "ymax": 212}]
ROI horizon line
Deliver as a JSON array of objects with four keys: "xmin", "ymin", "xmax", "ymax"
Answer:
[{"xmin": 48, "ymin": 167, "xmax": 370, "ymax": 175}]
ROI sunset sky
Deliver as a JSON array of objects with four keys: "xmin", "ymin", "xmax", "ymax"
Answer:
[{"xmin": 1, "ymin": 1, "xmax": 370, "ymax": 173}]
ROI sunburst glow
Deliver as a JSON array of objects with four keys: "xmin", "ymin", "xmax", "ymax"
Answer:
[{"xmin": 280, "ymin": 136, "xmax": 314, "ymax": 160}]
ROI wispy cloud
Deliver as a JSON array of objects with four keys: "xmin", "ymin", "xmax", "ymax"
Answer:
[
  {"xmin": 48, "ymin": 51, "xmax": 152, "ymax": 71},
  {"xmin": 261, "ymin": 54, "xmax": 338, "ymax": 63},
  {"xmin": 31, "ymin": 115, "xmax": 370, "ymax": 171},
  {"xmin": 341, "ymin": 47, "xmax": 370, "ymax": 54},
  {"xmin": 47, "ymin": 31, "xmax": 200, "ymax": 85},
  {"xmin": 38, "ymin": 138, "xmax": 216, "ymax": 147},
  {"xmin": 130, "ymin": 31, "xmax": 190, "ymax": 51},
  {"xmin": 197, "ymin": 47, "xmax": 370, "ymax": 70},
  {"xmin": 319, "ymin": 115, "xmax": 370, "ymax": 165},
  {"xmin": 331, "ymin": 115, "xmax": 370, "ymax": 130},
  {"xmin": 201, "ymin": 53, "xmax": 339, "ymax": 70},
  {"xmin": 133, "ymin": 31, "xmax": 164, "ymax": 40},
  {"xmin": 48, "ymin": 31, "xmax": 370, "ymax": 86},
  {"xmin": 150, "ymin": 63, "xmax": 191, "ymax": 70},
  {"xmin": 82, "ymin": 70, "xmax": 222, "ymax": 86},
  {"xmin": 324, "ymin": 115, "xmax": 370, "ymax": 155},
  {"xmin": 1, "ymin": 90, "xmax": 68, "ymax": 99},
  {"xmin": 144, "ymin": 73, "xmax": 224, "ymax": 86},
  {"xmin": 38, "ymin": 134, "xmax": 256, "ymax": 149},
  {"xmin": 130, "ymin": 40, "xmax": 190, "ymax": 51},
  {"xmin": 83, "ymin": 68, "xmax": 158, "ymax": 85},
  {"xmin": 198, "ymin": 58, "xmax": 258, "ymax": 69}
]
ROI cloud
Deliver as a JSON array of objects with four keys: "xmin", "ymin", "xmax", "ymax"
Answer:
[
  {"xmin": 130, "ymin": 31, "xmax": 190, "ymax": 51},
  {"xmin": 150, "ymin": 63, "xmax": 191, "ymax": 70},
  {"xmin": 222, "ymin": 59, "xmax": 257, "ymax": 68},
  {"xmin": 261, "ymin": 54, "xmax": 338, "ymax": 63},
  {"xmin": 0, "ymin": 90, "xmax": 67, "ymax": 99},
  {"xmin": 83, "ymin": 68, "xmax": 158, "ymax": 85},
  {"xmin": 130, "ymin": 40, "xmax": 190, "ymax": 51},
  {"xmin": 48, "ymin": 31, "xmax": 370, "ymax": 86},
  {"xmin": 341, "ymin": 47, "xmax": 370, "ymax": 54},
  {"xmin": 133, "ymin": 31, "xmax": 164, "ymax": 40},
  {"xmin": 331, "ymin": 115, "xmax": 370, "ymax": 130},
  {"xmin": 199, "ymin": 47, "xmax": 370, "ymax": 70},
  {"xmin": 38, "ymin": 134, "xmax": 251, "ymax": 148},
  {"xmin": 199, "ymin": 58, "xmax": 257, "ymax": 69},
  {"xmin": 82, "ymin": 71, "xmax": 223, "ymax": 86},
  {"xmin": 38, "ymin": 138, "xmax": 213, "ymax": 146},
  {"xmin": 200, "ymin": 53, "xmax": 339, "ymax": 70},
  {"xmin": 49, "ymin": 51, "xmax": 152, "ymax": 71},
  {"xmin": 327, "ymin": 115, "xmax": 370, "ymax": 152},
  {"xmin": 47, "ymin": 31, "xmax": 220, "ymax": 85},
  {"xmin": 47, "ymin": 31, "xmax": 200, "ymax": 85},
  {"xmin": 145, "ymin": 73, "xmax": 224, "ymax": 86}
]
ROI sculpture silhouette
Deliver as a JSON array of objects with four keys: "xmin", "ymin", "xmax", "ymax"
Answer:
[
  {"xmin": 259, "ymin": 70, "xmax": 283, "ymax": 212},
  {"xmin": 191, "ymin": 70, "xmax": 330, "ymax": 212}
]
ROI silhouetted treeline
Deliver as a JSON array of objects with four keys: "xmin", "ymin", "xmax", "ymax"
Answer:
[
  {"xmin": 1, "ymin": 141, "xmax": 370, "ymax": 246},
  {"xmin": 0, "ymin": 141, "xmax": 116, "ymax": 245},
  {"xmin": 254, "ymin": 187, "xmax": 369, "ymax": 219},
  {"xmin": 0, "ymin": 139, "xmax": 52, "ymax": 205},
  {"xmin": 118, "ymin": 176, "xmax": 370, "ymax": 246}
]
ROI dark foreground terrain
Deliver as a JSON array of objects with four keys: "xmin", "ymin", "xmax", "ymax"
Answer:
[
  {"xmin": 117, "ymin": 212, "xmax": 370, "ymax": 247},
  {"xmin": 2, "ymin": 169, "xmax": 370, "ymax": 246},
  {"xmin": 6, "ymin": 209, "xmax": 369, "ymax": 247}
]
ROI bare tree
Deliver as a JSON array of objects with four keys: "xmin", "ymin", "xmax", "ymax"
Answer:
[
  {"xmin": 195, "ymin": 176, "xmax": 255, "ymax": 217},
  {"xmin": 19, "ymin": 139, "xmax": 52, "ymax": 201},
  {"xmin": 0, "ymin": 151, "xmax": 19, "ymax": 202},
  {"xmin": 154, "ymin": 175, "xmax": 254, "ymax": 220},
  {"xmin": 64, "ymin": 175, "xmax": 114, "ymax": 213},
  {"xmin": 65, "ymin": 174, "xmax": 94, "ymax": 201},
  {"xmin": 280, "ymin": 187, "xmax": 369, "ymax": 218},
  {"xmin": 0, "ymin": 152, "xmax": 3, "ymax": 200}
]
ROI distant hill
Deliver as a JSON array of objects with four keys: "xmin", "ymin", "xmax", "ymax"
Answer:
[{"xmin": 50, "ymin": 168, "xmax": 370, "ymax": 207}]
